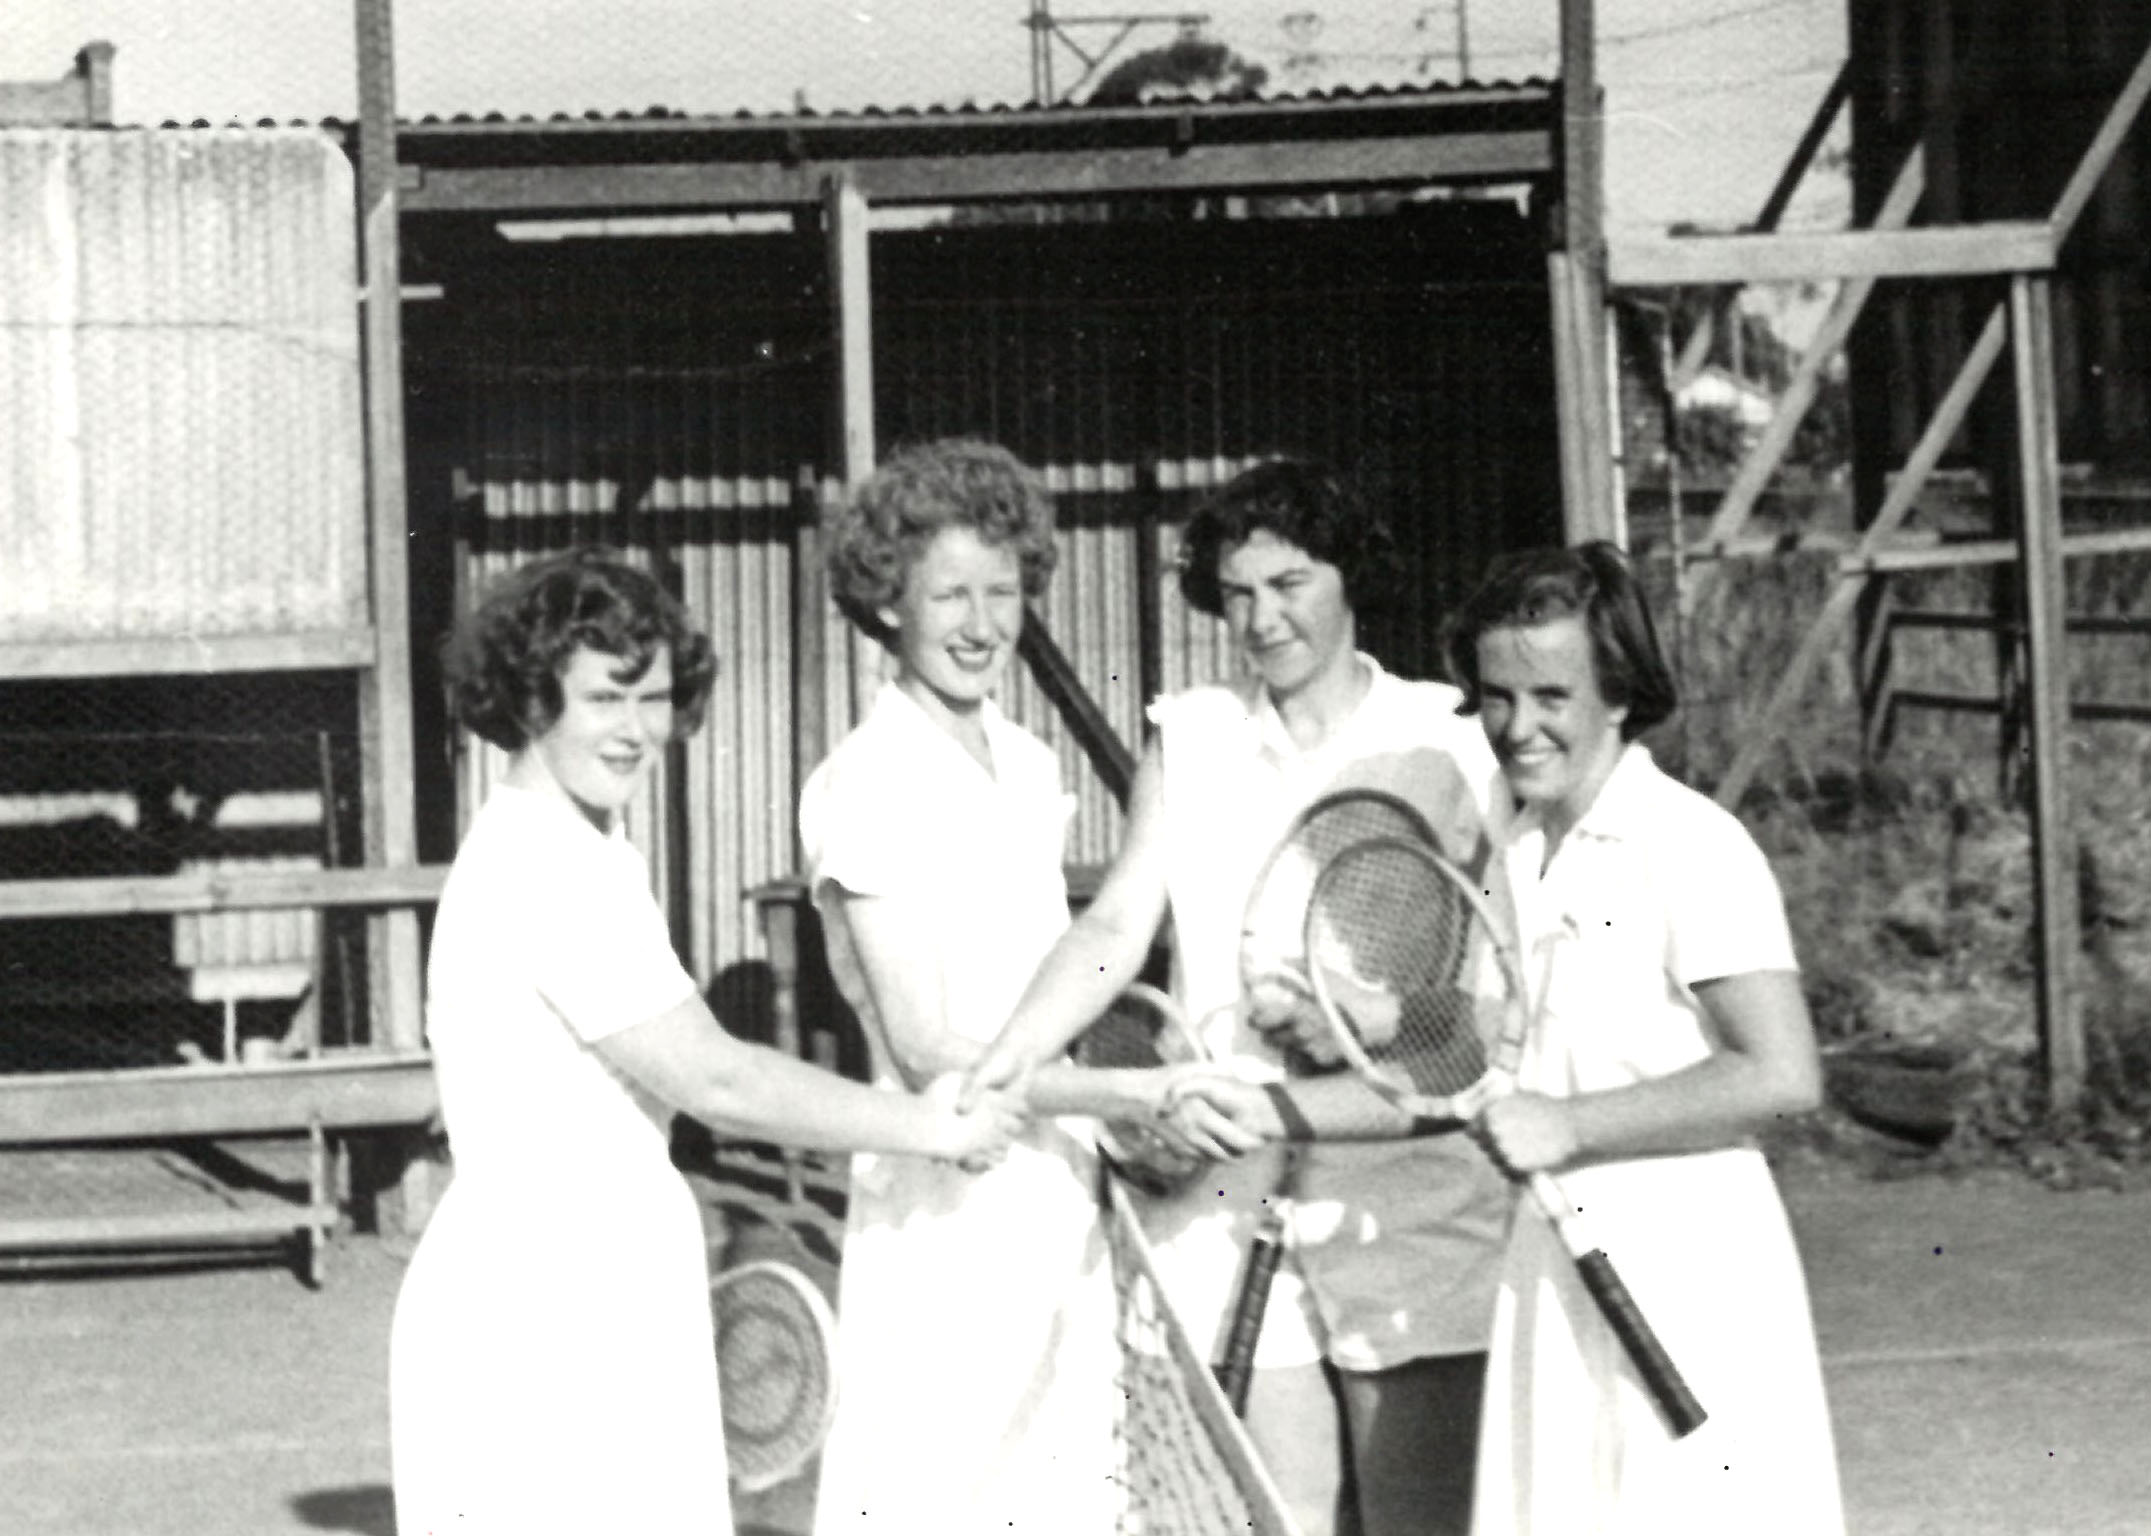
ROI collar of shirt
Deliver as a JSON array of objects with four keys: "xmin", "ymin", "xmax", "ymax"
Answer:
[
  {"xmin": 867, "ymin": 679, "xmax": 1024, "ymax": 786},
  {"xmin": 1503, "ymin": 739, "xmax": 1660, "ymax": 860},
  {"xmin": 1244, "ymin": 651, "xmax": 1397, "ymax": 774}
]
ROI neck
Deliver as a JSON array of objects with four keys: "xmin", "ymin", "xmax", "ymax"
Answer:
[
  {"xmin": 896, "ymin": 673, "xmax": 995, "ymax": 775},
  {"xmin": 1531, "ymin": 739, "xmax": 1627, "ymax": 857},
  {"xmin": 1270, "ymin": 651, "xmax": 1370, "ymax": 752},
  {"xmin": 503, "ymin": 749, "xmax": 614, "ymax": 834}
]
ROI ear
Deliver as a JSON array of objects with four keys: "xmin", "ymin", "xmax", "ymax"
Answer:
[{"xmin": 875, "ymin": 603, "xmax": 902, "ymax": 639}]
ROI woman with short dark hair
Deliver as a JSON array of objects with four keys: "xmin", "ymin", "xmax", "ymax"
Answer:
[
  {"xmin": 1448, "ymin": 542, "xmax": 1843, "ymax": 1535},
  {"xmin": 389, "ymin": 545, "xmax": 1022, "ymax": 1536},
  {"xmin": 971, "ymin": 458, "xmax": 1512, "ymax": 1536}
]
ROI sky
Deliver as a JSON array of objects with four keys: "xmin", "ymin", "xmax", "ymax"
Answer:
[{"xmin": 9, "ymin": 0, "xmax": 1850, "ymax": 234}]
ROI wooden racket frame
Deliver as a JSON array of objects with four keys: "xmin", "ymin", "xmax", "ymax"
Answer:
[
  {"xmin": 711, "ymin": 1257, "xmax": 842, "ymax": 1491},
  {"xmin": 1303, "ymin": 832, "xmax": 1710, "ymax": 1438}
]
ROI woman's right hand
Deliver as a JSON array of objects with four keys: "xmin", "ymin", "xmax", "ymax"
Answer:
[
  {"xmin": 923, "ymin": 1072, "xmax": 1028, "ymax": 1168},
  {"xmin": 1245, "ymin": 970, "xmax": 1345, "ymax": 1069}
]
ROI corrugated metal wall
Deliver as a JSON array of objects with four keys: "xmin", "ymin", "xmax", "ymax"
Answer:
[
  {"xmin": 429, "ymin": 201, "xmax": 1560, "ymax": 985},
  {"xmin": 0, "ymin": 128, "xmax": 367, "ymax": 642},
  {"xmin": 1848, "ymin": 0, "xmax": 2151, "ymax": 471}
]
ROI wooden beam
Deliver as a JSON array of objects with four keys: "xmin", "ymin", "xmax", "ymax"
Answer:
[
  {"xmin": 354, "ymin": 0, "xmax": 425, "ymax": 1071},
  {"xmin": 1852, "ymin": 523, "xmax": 2151, "ymax": 574},
  {"xmin": 823, "ymin": 171, "xmax": 881, "ymax": 729},
  {"xmin": 1712, "ymin": 301, "xmax": 2006, "ymax": 809},
  {"xmin": 1609, "ymin": 221, "xmax": 2053, "ymax": 287},
  {"xmin": 1668, "ymin": 61, "xmax": 1855, "ymax": 394},
  {"xmin": 399, "ymin": 134, "xmax": 1555, "ymax": 216},
  {"xmin": 0, "ymin": 1053, "xmax": 438, "ymax": 1144},
  {"xmin": 2050, "ymin": 34, "xmax": 2151, "ymax": 245},
  {"xmin": 1687, "ymin": 153, "xmax": 1926, "ymax": 569},
  {"xmin": 0, "ymin": 1210, "xmax": 332, "ymax": 1248},
  {"xmin": 0, "ymin": 630, "xmax": 377, "ymax": 680},
  {"xmin": 2010, "ymin": 273, "xmax": 2083, "ymax": 1108},
  {"xmin": 1554, "ymin": 0, "xmax": 1615, "ymax": 545},
  {"xmin": 1018, "ymin": 608, "xmax": 1136, "ymax": 810},
  {"xmin": 0, "ymin": 864, "xmax": 448, "ymax": 922}
]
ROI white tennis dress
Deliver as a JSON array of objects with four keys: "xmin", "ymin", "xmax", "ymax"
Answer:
[
  {"xmin": 801, "ymin": 685, "xmax": 1116, "ymax": 1535},
  {"xmin": 390, "ymin": 786, "xmax": 728, "ymax": 1536},
  {"xmin": 1473, "ymin": 745, "xmax": 1843, "ymax": 1536}
]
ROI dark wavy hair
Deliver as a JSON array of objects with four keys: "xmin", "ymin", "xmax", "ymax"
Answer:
[
  {"xmin": 1443, "ymin": 541, "xmax": 1676, "ymax": 741},
  {"xmin": 1176, "ymin": 458, "xmax": 1400, "ymax": 619},
  {"xmin": 443, "ymin": 546, "xmax": 719, "ymax": 752},
  {"xmin": 825, "ymin": 438, "xmax": 1059, "ymax": 645}
]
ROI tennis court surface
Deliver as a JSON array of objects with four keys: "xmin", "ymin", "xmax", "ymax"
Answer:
[{"xmin": 3, "ymin": 1158, "xmax": 2148, "ymax": 1536}]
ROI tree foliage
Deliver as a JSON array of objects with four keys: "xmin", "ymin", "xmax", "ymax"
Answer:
[{"xmin": 1085, "ymin": 34, "xmax": 1268, "ymax": 106}]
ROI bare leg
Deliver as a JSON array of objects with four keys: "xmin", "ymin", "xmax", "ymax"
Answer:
[{"xmin": 1337, "ymin": 1352, "xmax": 1487, "ymax": 1536}]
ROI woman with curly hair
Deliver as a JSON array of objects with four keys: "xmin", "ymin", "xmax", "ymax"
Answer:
[
  {"xmin": 389, "ymin": 546, "xmax": 1023, "ymax": 1536},
  {"xmin": 803, "ymin": 439, "xmax": 1227, "ymax": 1533}
]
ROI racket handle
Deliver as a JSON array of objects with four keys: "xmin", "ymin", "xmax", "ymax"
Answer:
[
  {"xmin": 1527, "ymin": 1173, "xmax": 1708, "ymax": 1439},
  {"xmin": 1213, "ymin": 1213, "xmax": 1285, "ymax": 1418}
]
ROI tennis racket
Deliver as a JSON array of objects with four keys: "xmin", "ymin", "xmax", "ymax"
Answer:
[
  {"xmin": 1302, "ymin": 833, "xmax": 1709, "ymax": 1437},
  {"xmin": 1072, "ymin": 982, "xmax": 1213, "ymax": 1198},
  {"xmin": 1214, "ymin": 788, "xmax": 1447, "ymax": 1416},
  {"xmin": 711, "ymin": 1258, "xmax": 841, "ymax": 1491}
]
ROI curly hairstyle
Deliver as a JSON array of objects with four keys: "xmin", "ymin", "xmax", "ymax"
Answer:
[
  {"xmin": 1176, "ymin": 458, "xmax": 1401, "ymax": 619},
  {"xmin": 824, "ymin": 438, "xmax": 1059, "ymax": 645},
  {"xmin": 1443, "ymin": 541, "xmax": 1677, "ymax": 741},
  {"xmin": 442, "ymin": 545, "xmax": 719, "ymax": 752}
]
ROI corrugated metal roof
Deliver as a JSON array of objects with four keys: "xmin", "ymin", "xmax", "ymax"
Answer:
[{"xmin": 151, "ymin": 75, "xmax": 1554, "ymax": 136}]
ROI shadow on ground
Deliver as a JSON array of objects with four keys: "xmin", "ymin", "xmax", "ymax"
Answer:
[{"xmin": 291, "ymin": 1485, "xmax": 394, "ymax": 1536}]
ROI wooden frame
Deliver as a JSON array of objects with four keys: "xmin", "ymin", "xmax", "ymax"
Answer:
[{"xmin": 1606, "ymin": 32, "xmax": 2151, "ymax": 1108}]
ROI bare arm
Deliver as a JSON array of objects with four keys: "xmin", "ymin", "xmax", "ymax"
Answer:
[
  {"xmin": 966, "ymin": 744, "xmax": 1175, "ymax": 1090},
  {"xmin": 594, "ymin": 993, "xmax": 1022, "ymax": 1161},
  {"xmin": 1477, "ymin": 969, "xmax": 1823, "ymax": 1174},
  {"xmin": 833, "ymin": 888, "xmax": 982, "ymax": 1090}
]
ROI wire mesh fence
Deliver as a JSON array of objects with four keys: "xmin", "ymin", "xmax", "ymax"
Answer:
[{"xmin": 0, "ymin": 673, "xmax": 372, "ymax": 1077}]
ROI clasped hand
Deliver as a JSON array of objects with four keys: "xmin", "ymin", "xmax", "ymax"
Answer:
[
  {"xmin": 1472, "ymin": 1091, "xmax": 1579, "ymax": 1178},
  {"xmin": 924, "ymin": 1071, "xmax": 1027, "ymax": 1172}
]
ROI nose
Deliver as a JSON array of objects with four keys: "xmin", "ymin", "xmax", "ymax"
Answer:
[{"xmin": 1499, "ymin": 699, "xmax": 1539, "ymax": 747}]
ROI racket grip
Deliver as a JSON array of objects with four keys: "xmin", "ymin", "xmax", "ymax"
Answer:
[
  {"xmin": 1570, "ymin": 1249, "xmax": 1708, "ymax": 1437},
  {"xmin": 1213, "ymin": 1213, "xmax": 1285, "ymax": 1417},
  {"xmin": 1527, "ymin": 1172, "xmax": 1706, "ymax": 1437}
]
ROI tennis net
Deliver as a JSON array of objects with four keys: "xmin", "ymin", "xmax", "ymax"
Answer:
[{"xmin": 1101, "ymin": 1170, "xmax": 1304, "ymax": 1536}]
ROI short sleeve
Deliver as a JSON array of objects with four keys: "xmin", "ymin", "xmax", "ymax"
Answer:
[
  {"xmin": 1661, "ymin": 810, "xmax": 1798, "ymax": 986},
  {"xmin": 527, "ymin": 833, "xmax": 698, "ymax": 1043},
  {"xmin": 798, "ymin": 747, "xmax": 936, "ymax": 902}
]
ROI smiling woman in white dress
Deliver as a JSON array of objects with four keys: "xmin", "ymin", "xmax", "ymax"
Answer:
[
  {"xmin": 803, "ymin": 440, "xmax": 1225, "ymax": 1535},
  {"xmin": 389, "ymin": 547, "xmax": 1024, "ymax": 1536},
  {"xmin": 1446, "ymin": 542, "xmax": 1844, "ymax": 1536}
]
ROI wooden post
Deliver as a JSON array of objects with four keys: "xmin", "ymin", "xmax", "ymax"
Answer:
[
  {"xmin": 2009, "ymin": 274, "xmax": 2083, "ymax": 1109},
  {"xmin": 792, "ymin": 465, "xmax": 829, "ymax": 801},
  {"xmin": 355, "ymin": 0, "xmax": 429, "ymax": 1232},
  {"xmin": 824, "ymin": 172, "xmax": 881, "ymax": 727},
  {"xmin": 1553, "ymin": 0, "xmax": 1617, "ymax": 545}
]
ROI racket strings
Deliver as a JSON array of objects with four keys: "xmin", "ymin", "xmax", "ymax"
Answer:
[
  {"xmin": 1242, "ymin": 796, "xmax": 1445, "ymax": 994},
  {"xmin": 1310, "ymin": 843, "xmax": 1492, "ymax": 1100}
]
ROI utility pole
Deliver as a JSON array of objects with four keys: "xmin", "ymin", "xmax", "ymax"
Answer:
[
  {"xmin": 1415, "ymin": 2, "xmax": 1472, "ymax": 82},
  {"xmin": 1023, "ymin": 0, "xmax": 1212, "ymax": 105}
]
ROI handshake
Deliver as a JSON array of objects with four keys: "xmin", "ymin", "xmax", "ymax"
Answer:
[{"xmin": 944, "ymin": 974, "xmax": 1359, "ymax": 1193}]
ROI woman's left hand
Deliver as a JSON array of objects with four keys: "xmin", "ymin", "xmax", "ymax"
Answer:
[
  {"xmin": 1149, "ymin": 1067, "xmax": 1267, "ymax": 1162},
  {"xmin": 1475, "ymin": 1092, "xmax": 1580, "ymax": 1178}
]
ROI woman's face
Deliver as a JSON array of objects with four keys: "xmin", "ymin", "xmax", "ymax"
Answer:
[
  {"xmin": 879, "ymin": 525, "xmax": 1025, "ymax": 715},
  {"xmin": 1473, "ymin": 615, "xmax": 1627, "ymax": 823},
  {"xmin": 527, "ymin": 644, "xmax": 674, "ymax": 828},
  {"xmin": 1216, "ymin": 528, "xmax": 1356, "ymax": 700}
]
